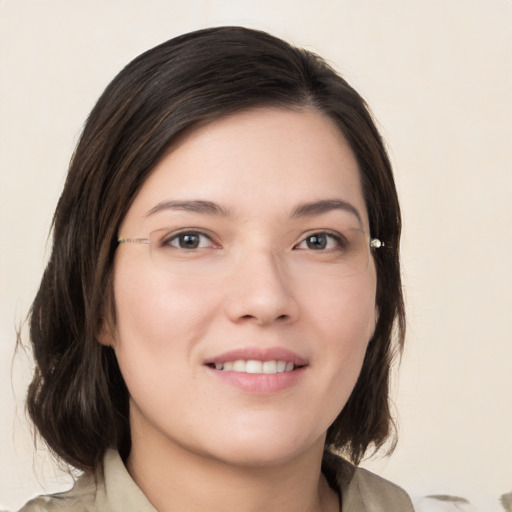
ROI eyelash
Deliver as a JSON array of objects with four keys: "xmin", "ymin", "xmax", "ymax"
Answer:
[
  {"xmin": 160, "ymin": 230, "xmax": 347, "ymax": 251},
  {"xmin": 161, "ymin": 230, "xmax": 219, "ymax": 250},
  {"xmin": 293, "ymin": 231, "xmax": 347, "ymax": 251}
]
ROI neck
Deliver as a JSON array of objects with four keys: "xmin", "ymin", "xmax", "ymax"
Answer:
[{"xmin": 126, "ymin": 430, "xmax": 339, "ymax": 512}]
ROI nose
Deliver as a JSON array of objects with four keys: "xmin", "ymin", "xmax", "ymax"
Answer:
[{"xmin": 224, "ymin": 249, "xmax": 299, "ymax": 326}]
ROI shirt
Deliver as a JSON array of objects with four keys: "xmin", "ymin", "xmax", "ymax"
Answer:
[{"xmin": 19, "ymin": 449, "xmax": 415, "ymax": 511}]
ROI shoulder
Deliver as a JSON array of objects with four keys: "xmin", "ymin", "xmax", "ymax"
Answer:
[
  {"xmin": 347, "ymin": 466, "xmax": 415, "ymax": 511},
  {"xmin": 17, "ymin": 450, "xmax": 155, "ymax": 512},
  {"xmin": 323, "ymin": 450, "xmax": 415, "ymax": 512},
  {"xmin": 17, "ymin": 473, "xmax": 97, "ymax": 512}
]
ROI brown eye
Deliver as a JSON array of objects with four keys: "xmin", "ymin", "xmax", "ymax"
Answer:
[
  {"xmin": 166, "ymin": 232, "xmax": 213, "ymax": 249},
  {"xmin": 296, "ymin": 232, "xmax": 342, "ymax": 251},
  {"xmin": 305, "ymin": 234, "xmax": 327, "ymax": 250}
]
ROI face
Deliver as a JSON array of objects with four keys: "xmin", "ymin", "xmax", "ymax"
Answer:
[{"xmin": 105, "ymin": 107, "xmax": 377, "ymax": 467}]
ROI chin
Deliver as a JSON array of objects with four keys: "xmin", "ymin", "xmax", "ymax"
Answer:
[{"xmin": 197, "ymin": 425, "xmax": 326, "ymax": 468}]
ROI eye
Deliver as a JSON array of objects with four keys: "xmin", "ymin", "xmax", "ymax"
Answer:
[
  {"xmin": 294, "ymin": 232, "xmax": 346, "ymax": 251},
  {"xmin": 164, "ymin": 231, "xmax": 216, "ymax": 250}
]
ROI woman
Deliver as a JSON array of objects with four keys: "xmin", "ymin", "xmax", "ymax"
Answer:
[{"xmin": 20, "ymin": 26, "xmax": 412, "ymax": 511}]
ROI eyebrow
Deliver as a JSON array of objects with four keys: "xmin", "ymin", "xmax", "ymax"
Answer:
[
  {"xmin": 147, "ymin": 200, "xmax": 231, "ymax": 217},
  {"xmin": 146, "ymin": 198, "xmax": 363, "ymax": 226},
  {"xmin": 291, "ymin": 199, "xmax": 363, "ymax": 226}
]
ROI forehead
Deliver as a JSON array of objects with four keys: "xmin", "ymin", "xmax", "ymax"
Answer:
[{"xmin": 120, "ymin": 107, "xmax": 368, "ymax": 229}]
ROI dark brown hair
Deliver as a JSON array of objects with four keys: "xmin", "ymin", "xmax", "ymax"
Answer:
[{"xmin": 26, "ymin": 26, "xmax": 405, "ymax": 472}]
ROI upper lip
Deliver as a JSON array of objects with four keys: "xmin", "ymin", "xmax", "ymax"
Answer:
[{"xmin": 204, "ymin": 347, "xmax": 308, "ymax": 366}]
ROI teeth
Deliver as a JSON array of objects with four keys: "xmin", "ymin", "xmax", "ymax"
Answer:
[
  {"xmin": 212, "ymin": 359, "xmax": 297, "ymax": 374},
  {"xmin": 262, "ymin": 360, "xmax": 277, "ymax": 374},
  {"xmin": 233, "ymin": 360, "xmax": 246, "ymax": 372},
  {"xmin": 246, "ymin": 360, "xmax": 262, "ymax": 373}
]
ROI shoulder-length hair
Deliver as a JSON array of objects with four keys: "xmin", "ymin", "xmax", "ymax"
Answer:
[{"xmin": 27, "ymin": 26, "xmax": 405, "ymax": 472}]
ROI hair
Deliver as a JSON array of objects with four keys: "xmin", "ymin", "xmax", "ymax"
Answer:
[{"xmin": 26, "ymin": 26, "xmax": 405, "ymax": 472}]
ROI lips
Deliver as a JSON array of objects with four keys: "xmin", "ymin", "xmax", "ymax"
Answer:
[
  {"xmin": 204, "ymin": 347, "xmax": 308, "ymax": 377},
  {"xmin": 209, "ymin": 359, "xmax": 296, "ymax": 374}
]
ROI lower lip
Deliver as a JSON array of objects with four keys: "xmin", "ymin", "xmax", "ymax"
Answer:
[{"xmin": 206, "ymin": 366, "xmax": 307, "ymax": 394}]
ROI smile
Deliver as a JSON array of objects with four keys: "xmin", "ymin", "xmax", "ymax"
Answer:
[
  {"xmin": 208, "ymin": 360, "xmax": 299, "ymax": 374},
  {"xmin": 204, "ymin": 349, "xmax": 308, "ymax": 393}
]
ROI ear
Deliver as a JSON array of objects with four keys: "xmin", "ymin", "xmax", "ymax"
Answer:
[
  {"xmin": 97, "ymin": 317, "xmax": 116, "ymax": 347},
  {"xmin": 366, "ymin": 305, "xmax": 379, "ymax": 345}
]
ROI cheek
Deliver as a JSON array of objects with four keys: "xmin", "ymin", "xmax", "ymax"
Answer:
[
  {"xmin": 113, "ymin": 263, "xmax": 216, "ymax": 342},
  {"xmin": 110, "ymin": 262, "xmax": 221, "ymax": 390},
  {"xmin": 298, "ymin": 269, "xmax": 377, "ymax": 407},
  {"xmin": 301, "ymin": 267, "xmax": 377, "ymax": 344},
  {"xmin": 109, "ymin": 268, "xmax": 224, "ymax": 426}
]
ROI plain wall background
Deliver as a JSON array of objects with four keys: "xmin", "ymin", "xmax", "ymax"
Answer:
[{"xmin": 1, "ymin": 1, "xmax": 511, "ymax": 510}]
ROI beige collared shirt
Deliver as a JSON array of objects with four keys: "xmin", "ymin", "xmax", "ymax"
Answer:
[{"xmin": 19, "ymin": 449, "xmax": 414, "ymax": 511}]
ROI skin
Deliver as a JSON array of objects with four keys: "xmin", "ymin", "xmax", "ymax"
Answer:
[{"xmin": 100, "ymin": 107, "xmax": 378, "ymax": 512}]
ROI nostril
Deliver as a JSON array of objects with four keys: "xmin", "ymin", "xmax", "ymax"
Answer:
[{"xmin": 237, "ymin": 313, "xmax": 290, "ymax": 324}]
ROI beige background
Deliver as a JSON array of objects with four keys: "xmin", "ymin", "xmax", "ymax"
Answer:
[{"xmin": 1, "ymin": 1, "xmax": 511, "ymax": 510}]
